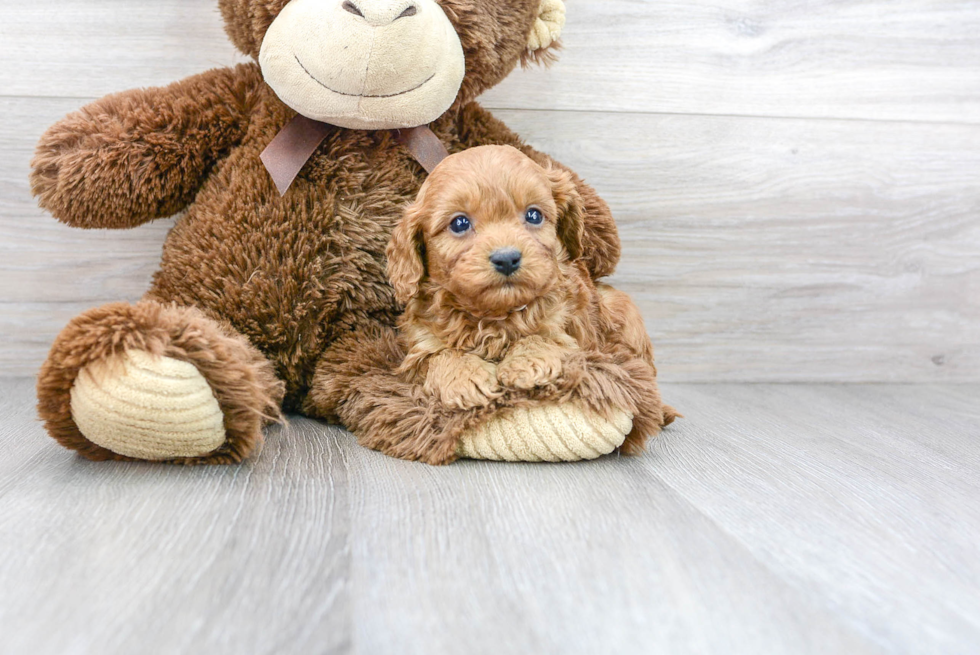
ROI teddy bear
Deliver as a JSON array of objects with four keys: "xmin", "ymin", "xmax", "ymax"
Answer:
[{"xmin": 31, "ymin": 0, "xmax": 674, "ymax": 465}]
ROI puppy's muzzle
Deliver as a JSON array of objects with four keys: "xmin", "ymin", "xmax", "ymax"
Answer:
[{"xmin": 490, "ymin": 248, "xmax": 522, "ymax": 277}]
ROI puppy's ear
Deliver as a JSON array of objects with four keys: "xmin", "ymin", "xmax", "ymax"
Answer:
[
  {"xmin": 547, "ymin": 166, "xmax": 586, "ymax": 260},
  {"xmin": 387, "ymin": 202, "xmax": 427, "ymax": 305}
]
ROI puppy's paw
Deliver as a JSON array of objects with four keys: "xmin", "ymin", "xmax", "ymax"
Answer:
[
  {"xmin": 425, "ymin": 352, "xmax": 501, "ymax": 410},
  {"xmin": 498, "ymin": 339, "xmax": 564, "ymax": 390}
]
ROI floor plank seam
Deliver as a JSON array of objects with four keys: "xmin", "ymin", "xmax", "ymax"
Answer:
[{"xmin": 480, "ymin": 104, "xmax": 980, "ymax": 128}]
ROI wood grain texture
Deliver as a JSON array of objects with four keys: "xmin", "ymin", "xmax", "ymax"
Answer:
[
  {"xmin": 483, "ymin": 0, "xmax": 980, "ymax": 124},
  {"xmin": 0, "ymin": 98, "xmax": 169, "ymax": 307},
  {"xmin": 2, "ymin": 379, "xmax": 979, "ymax": 654},
  {"xmin": 0, "ymin": 380, "xmax": 352, "ymax": 655},
  {"xmin": 3, "ymin": 97, "xmax": 978, "ymax": 380},
  {"xmin": 499, "ymin": 110, "xmax": 980, "ymax": 383},
  {"xmin": 0, "ymin": 1, "xmax": 248, "ymax": 98},
  {"xmin": 1, "ymin": 0, "xmax": 978, "ymax": 380},
  {"xmin": 646, "ymin": 384, "xmax": 980, "ymax": 654},
  {"xmin": 2, "ymin": 0, "xmax": 979, "ymax": 123}
]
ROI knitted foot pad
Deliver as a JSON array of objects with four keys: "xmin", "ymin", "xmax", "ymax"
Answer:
[
  {"xmin": 528, "ymin": 0, "xmax": 567, "ymax": 51},
  {"xmin": 457, "ymin": 404, "xmax": 633, "ymax": 462},
  {"xmin": 70, "ymin": 350, "xmax": 226, "ymax": 461}
]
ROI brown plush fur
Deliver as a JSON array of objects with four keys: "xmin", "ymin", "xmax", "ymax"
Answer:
[
  {"xmin": 37, "ymin": 301, "xmax": 284, "ymax": 464},
  {"xmin": 31, "ymin": 0, "xmax": 668, "ymax": 464}
]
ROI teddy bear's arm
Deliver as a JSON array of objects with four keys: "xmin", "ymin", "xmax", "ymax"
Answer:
[
  {"xmin": 454, "ymin": 102, "xmax": 622, "ymax": 279},
  {"xmin": 31, "ymin": 63, "xmax": 263, "ymax": 229}
]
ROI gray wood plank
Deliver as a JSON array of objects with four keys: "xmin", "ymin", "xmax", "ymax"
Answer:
[
  {"xmin": 2, "ymin": 0, "xmax": 978, "ymax": 123},
  {"xmin": 341, "ymin": 382, "xmax": 980, "ymax": 654},
  {"xmin": 4, "ymin": 97, "xmax": 978, "ymax": 381},
  {"xmin": 0, "ymin": 380, "xmax": 352, "ymax": 655},
  {"xmin": 2, "ymin": 379, "xmax": 979, "ymax": 654},
  {"xmin": 648, "ymin": 384, "xmax": 980, "ymax": 655},
  {"xmin": 482, "ymin": 0, "xmax": 980, "ymax": 123},
  {"xmin": 338, "ymin": 428, "xmax": 880, "ymax": 655},
  {"xmin": 0, "ymin": 97, "xmax": 168, "ymax": 306},
  {"xmin": 0, "ymin": 0, "xmax": 248, "ymax": 99},
  {"xmin": 498, "ymin": 110, "xmax": 980, "ymax": 384}
]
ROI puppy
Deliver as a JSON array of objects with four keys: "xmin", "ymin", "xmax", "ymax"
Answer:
[{"xmin": 387, "ymin": 145, "xmax": 653, "ymax": 410}]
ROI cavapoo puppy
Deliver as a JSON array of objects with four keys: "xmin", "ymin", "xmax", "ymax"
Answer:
[{"xmin": 387, "ymin": 145, "xmax": 656, "ymax": 411}]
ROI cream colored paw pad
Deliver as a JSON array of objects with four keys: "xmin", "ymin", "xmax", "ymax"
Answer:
[
  {"xmin": 457, "ymin": 404, "xmax": 633, "ymax": 462},
  {"xmin": 70, "ymin": 350, "xmax": 226, "ymax": 460},
  {"xmin": 528, "ymin": 0, "xmax": 566, "ymax": 51}
]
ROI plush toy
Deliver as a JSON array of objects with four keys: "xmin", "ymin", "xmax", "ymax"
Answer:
[{"xmin": 31, "ymin": 0, "xmax": 675, "ymax": 465}]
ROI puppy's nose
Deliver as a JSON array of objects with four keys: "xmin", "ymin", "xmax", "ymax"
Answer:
[{"xmin": 490, "ymin": 248, "xmax": 522, "ymax": 277}]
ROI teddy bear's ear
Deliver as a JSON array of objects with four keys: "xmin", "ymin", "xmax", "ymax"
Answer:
[
  {"xmin": 523, "ymin": 0, "xmax": 566, "ymax": 67},
  {"xmin": 219, "ymin": 0, "xmax": 292, "ymax": 59},
  {"xmin": 387, "ymin": 202, "xmax": 428, "ymax": 305}
]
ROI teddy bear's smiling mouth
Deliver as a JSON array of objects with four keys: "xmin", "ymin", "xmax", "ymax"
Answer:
[{"xmin": 294, "ymin": 55, "xmax": 436, "ymax": 99}]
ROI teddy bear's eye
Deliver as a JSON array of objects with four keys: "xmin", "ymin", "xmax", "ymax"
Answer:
[
  {"xmin": 525, "ymin": 208, "xmax": 544, "ymax": 225},
  {"xmin": 449, "ymin": 215, "xmax": 472, "ymax": 235}
]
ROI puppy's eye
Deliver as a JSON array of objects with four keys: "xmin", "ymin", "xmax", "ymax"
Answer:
[
  {"xmin": 449, "ymin": 215, "xmax": 472, "ymax": 235},
  {"xmin": 525, "ymin": 208, "xmax": 544, "ymax": 225}
]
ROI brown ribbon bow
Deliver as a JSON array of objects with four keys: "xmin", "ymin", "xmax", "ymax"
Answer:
[{"xmin": 260, "ymin": 114, "xmax": 450, "ymax": 196}]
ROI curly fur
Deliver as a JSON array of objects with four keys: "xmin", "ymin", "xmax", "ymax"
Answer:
[
  {"xmin": 306, "ymin": 146, "xmax": 675, "ymax": 463},
  {"xmin": 388, "ymin": 146, "xmax": 593, "ymax": 394},
  {"xmin": 305, "ymin": 322, "xmax": 677, "ymax": 465}
]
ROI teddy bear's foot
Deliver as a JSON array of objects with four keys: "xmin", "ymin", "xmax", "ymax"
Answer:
[
  {"xmin": 70, "ymin": 350, "xmax": 227, "ymax": 461},
  {"xmin": 38, "ymin": 300, "xmax": 285, "ymax": 463},
  {"xmin": 457, "ymin": 403, "xmax": 633, "ymax": 462}
]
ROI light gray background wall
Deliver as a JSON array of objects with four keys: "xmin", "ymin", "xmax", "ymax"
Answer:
[{"xmin": 1, "ymin": 0, "xmax": 978, "ymax": 381}]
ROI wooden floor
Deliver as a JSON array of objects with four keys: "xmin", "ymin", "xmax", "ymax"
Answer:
[{"xmin": 1, "ymin": 378, "xmax": 978, "ymax": 654}]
